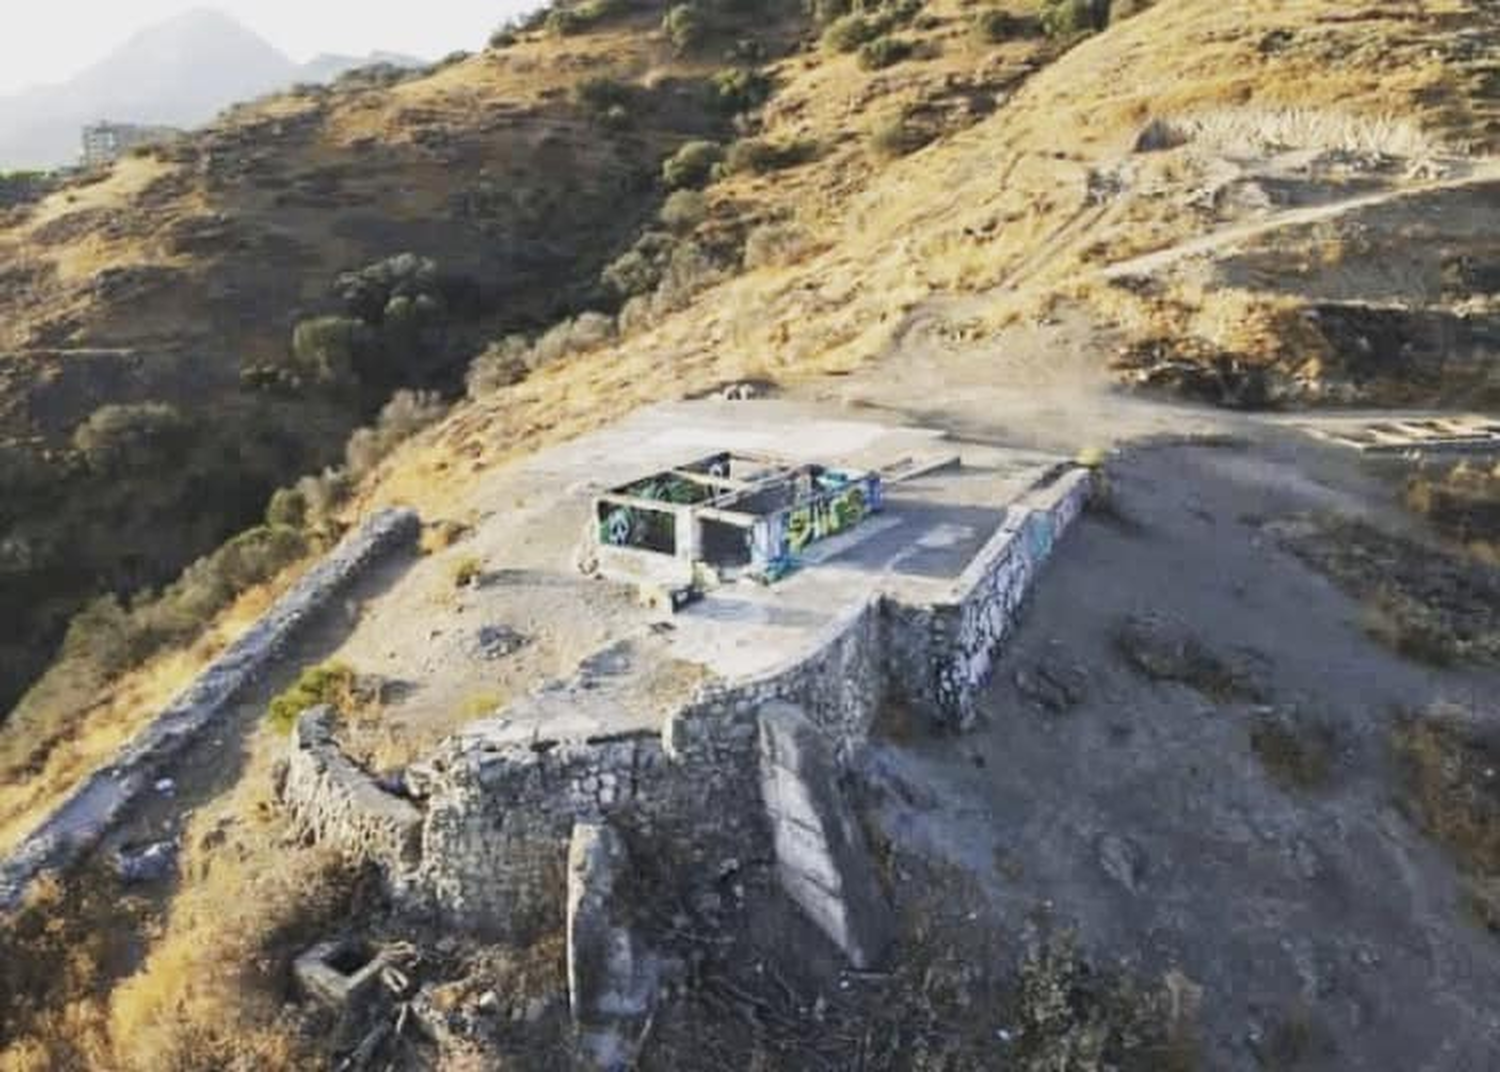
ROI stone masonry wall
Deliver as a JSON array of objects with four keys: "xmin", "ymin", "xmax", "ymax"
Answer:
[
  {"xmin": 285, "ymin": 705, "xmax": 423, "ymax": 873},
  {"xmin": 0, "ymin": 507, "xmax": 421, "ymax": 913},
  {"xmin": 285, "ymin": 468, "xmax": 1091, "ymax": 941},
  {"xmin": 888, "ymin": 468, "xmax": 1092, "ymax": 730}
]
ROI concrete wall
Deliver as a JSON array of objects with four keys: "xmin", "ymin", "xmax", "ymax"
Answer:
[{"xmin": 0, "ymin": 507, "xmax": 421, "ymax": 913}]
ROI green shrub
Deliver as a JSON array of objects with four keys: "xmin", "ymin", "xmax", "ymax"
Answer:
[
  {"xmin": 576, "ymin": 76, "xmax": 633, "ymax": 115},
  {"xmin": 743, "ymin": 221, "xmax": 813, "ymax": 269},
  {"xmin": 451, "ymin": 555, "xmax": 485, "ymax": 588},
  {"xmin": 344, "ymin": 389, "xmax": 446, "ymax": 477},
  {"xmin": 662, "ymin": 3, "xmax": 707, "ymax": 53},
  {"xmin": 973, "ymin": 7, "xmax": 1025, "ymax": 42},
  {"xmin": 659, "ymin": 189, "xmax": 708, "ymax": 232},
  {"xmin": 71, "ymin": 402, "xmax": 191, "ymax": 472},
  {"xmin": 267, "ymin": 663, "xmax": 358, "ymax": 734},
  {"xmin": 710, "ymin": 67, "xmax": 772, "ymax": 115},
  {"xmin": 289, "ymin": 316, "xmax": 370, "ymax": 387},
  {"xmin": 58, "ymin": 523, "xmax": 308, "ymax": 678},
  {"xmin": 265, "ymin": 487, "xmax": 309, "ymax": 529},
  {"xmin": 857, "ymin": 34, "xmax": 913, "ymax": 69},
  {"xmin": 489, "ymin": 27, "xmax": 518, "ymax": 48},
  {"xmin": 806, "ymin": 0, "xmax": 851, "ymax": 26},
  {"xmin": 546, "ymin": 6, "xmax": 588, "ymax": 34},
  {"xmin": 822, "ymin": 13, "xmax": 878, "ymax": 52},
  {"xmin": 662, "ymin": 140, "xmax": 724, "ymax": 189},
  {"xmin": 602, "ymin": 249, "xmax": 661, "ymax": 298},
  {"xmin": 869, "ymin": 111, "xmax": 931, "ymax": 158},
  {"xmin": 1040, "ymin": 0, "xmax": 1110, "ymax": 37},
  {"xmin": 465, "ymin": 336, "xmax": 532, "ymax": 398},
  {"xmin": 721, "ymin": 137, "xmax": 815, "ymax": 175}
]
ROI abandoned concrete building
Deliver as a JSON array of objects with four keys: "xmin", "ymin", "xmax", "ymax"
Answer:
[
  {"xmin": 591, "ymin": 451, "xmax": 885, "ymax": 588},
  {"xmin": 80, "ymin": 121, "xmax": 181, "ymax": 168}
]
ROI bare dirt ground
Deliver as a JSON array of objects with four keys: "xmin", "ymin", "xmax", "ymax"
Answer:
[{"xmin": 868, "ymin": 432, "xmax": 1500, "ymax": 1070}]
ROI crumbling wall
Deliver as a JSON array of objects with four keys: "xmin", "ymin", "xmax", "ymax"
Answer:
[
  {"xmin": 0, "ymin": 507, "xmax": 421, "ymax": 913},
  {"xmin": 284, "ymin": 705, "xmax": 422, "ymax": 873},
  {"xmin": 398, "ymin": 728, "xmax": 765, "ymax": 939},
  {"xmin": 665, "ymin": 596, "xmax": 886, "ymax": 765}
]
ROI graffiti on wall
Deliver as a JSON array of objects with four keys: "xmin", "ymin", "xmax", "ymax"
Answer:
[
  {"xmin": 599, "ymin": 503, "xmax": 677, "ymax": 554},
  {"xmin": 756, "ymin": 473, "xmax": 882, "ymax": 580},
  {"xmin": 786, "ymin": 484, "xmax": 868, "ymax": 553}
]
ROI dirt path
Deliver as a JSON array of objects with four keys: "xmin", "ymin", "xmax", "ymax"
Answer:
[{"xmin": 1099, "ymin": 163, "xmax": 1500, "ymax": 281}]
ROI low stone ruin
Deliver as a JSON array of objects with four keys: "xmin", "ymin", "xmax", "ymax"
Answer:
[{"xmin": 279, "ymin": 468, "xmax": 1092, "ymax": 1028}]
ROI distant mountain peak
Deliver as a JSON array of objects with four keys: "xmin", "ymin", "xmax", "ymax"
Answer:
[{"xmin": 0, "ymin": 12, "xmax": 423, "ymax": 169}]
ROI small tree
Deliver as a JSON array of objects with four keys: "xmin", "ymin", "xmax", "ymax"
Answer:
[
  {"xmin": 1040, "ymin": 0, "xmax": 1110, "ymax": 37},
  {"xmin": 857, "ymin": 35, "xmax": 913, "ymax": 69},
  {"xmin": 290, "ymin": 315, "xmax": 370, "ymax": 387},
  {"xmin": 710, "ymin": 67, "xmax": 772, "ymax": 115},
  {"xmin": 973, "ymin": 8, "xmax": 1025, "ymax": 42},
  {"xmin": 659, "ymin": 189, "xmax": 708, "ymax": 233},
  {"xmin": 662, "ymin": 3, "xmax": 708, "ymax": 54},
  {"xmin": 71, "ymin": 402, "xmax": 191, "ymax": 472},
  {"xmin": 576, "ymin": 76, "xmax": 633, "ymax": 115},
  {"xmin": 822, "ymin": 13, "xmax": 878, "ymax": 52},
  {"xmin": 662, "ymin": 140, "xmax": 724, "ymax": 189}
]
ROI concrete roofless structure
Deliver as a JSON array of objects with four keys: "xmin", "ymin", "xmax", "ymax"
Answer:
[{"xmin": 591, "ymin": 451, "xmax": 884, "ymax": 589}]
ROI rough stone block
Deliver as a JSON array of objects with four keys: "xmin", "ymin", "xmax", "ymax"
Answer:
[
  {"xmin": 567, "ymin": 820, "xmax": 660, "ymax": 1070},
  {"xmin": 757, "ymin": 701, "xmax": 894, "ymax": 969},
  {"xmin": 294, "ymin": 937, "xmax": 389, "ymax": 1011}
]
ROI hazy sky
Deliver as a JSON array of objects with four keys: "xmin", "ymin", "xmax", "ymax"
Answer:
[{"xmin": 0, "ymin": 3, "xmax": 533, "ymax": 95}]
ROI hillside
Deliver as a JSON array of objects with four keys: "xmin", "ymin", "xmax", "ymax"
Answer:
[
  {"xmin": 365, "ymin": 0, "xmax": 1500, "ymax": 520},
  {"xmin": 0, "ymin": 1, "xmax": 759, "ymax": 716},
  {"xmin": 1, "ymin": 0, "xmax": 1499, "ymax": 1067}
]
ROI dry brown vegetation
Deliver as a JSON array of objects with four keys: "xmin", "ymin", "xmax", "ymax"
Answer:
[
  {"xmin": 1276, "ymin": 515, "xmax": 1500, "ymax": 667},
  {"xmin": 1406, "ymin": 460, "xmax": 1500, "ymax": 561},
  {"xmin": 1249, "ymin": 710, "xmax": 1337, "ymax": 792},
  {"xmin": 1392, "ymin": 706, "xmax": 1500, "ymax": 936},
  {"xmin": 0, "ymin": 736, "xmax": 361, "ymax": 1069}
]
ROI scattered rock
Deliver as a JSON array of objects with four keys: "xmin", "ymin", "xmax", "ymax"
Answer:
[
  {"xmin": 473, "ymin": 624, "xmax": 528, "ymax": 661},
  {"xmin": 1095, "ymin": 833, "xmax": 1148, "ymax": 893},
  {"xmin": 112, "ymin": 839, "xmax": 178, "ymax": 884},
  {"xmin": 1014, "ymin": 649, "xmax": 1088, "ymax": 713},
  {"xmin": 1114, "ymin": 613, "xmax": 1268, "ymax": 701}
]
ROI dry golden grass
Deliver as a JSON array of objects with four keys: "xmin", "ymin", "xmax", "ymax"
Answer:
[
  {"xmin": 0, "ymin": 557, "xmax": 311, "ymax": 855},
  {"xmin": 0, "ymin": 720, "xmax": 356, "ymax": 1071},
  {"xmin": 1392, "ymin": 709, "xmax": 1500, "ymax": 878}
]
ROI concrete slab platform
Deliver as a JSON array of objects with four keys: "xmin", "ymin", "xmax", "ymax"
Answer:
[{"xmin": 327, "ymin": 401, "xmax": 1068, "ymax": 757}]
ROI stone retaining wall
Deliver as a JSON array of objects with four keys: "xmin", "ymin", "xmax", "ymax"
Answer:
[
  {"xmin": 284, "ymin": 705, "xmax": 422, "ymax": 872},
  {"xmin": 284, "ymin": 468, "xmax": 1092, "ymax": 946},
  {"xmin": 0, "ymin": 507, "xmax": 421, "ymax": 913},
  {"xmin": 888, "ymin": 468, "xmax": 1093, "ymax": 730}
]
